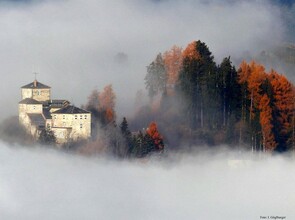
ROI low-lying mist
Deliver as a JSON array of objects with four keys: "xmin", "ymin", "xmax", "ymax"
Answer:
[{"xmin": 1, "ymin": 142, "xmax": 294, "ymax": 220}]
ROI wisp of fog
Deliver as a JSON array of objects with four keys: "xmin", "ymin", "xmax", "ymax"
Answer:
[{"xmin": 0, "ymin": 142, "xmax": 294, "ymax": 220}]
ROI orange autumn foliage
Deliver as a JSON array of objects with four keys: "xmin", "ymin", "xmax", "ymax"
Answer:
[
  {"xmin": 247, "ymin": 61, "xmax": 267, "ymax": 119},
  {"xmin": 106, "ymin": 108, "xmax": 114, "ymax": 122},
  {"xmin": 147, "ymin": 122, "xmax": 164, "ymax": 150},
  {"xmin": 239, "ymin": 61, "xmax": 269, "ymax": 118},
  {"xmin": 99, "ymin": 84, "xmax": 116, "ymax": 122},
  {"xmin": 163, "ymin": 45, "xmax": 183, "ymax": 91},
  {"xmin": 259, "ymin": 94, "xmax": 277, "ymax": 151},
  {"xmin": 182, "ymin": 41, "xmax": 200, "ymax": 61},
  {"xmin": 269, "ymin": 71, "xmax": 295, "ymax": 140},
  {"xmin": 238, "ymin": 60, "xmax": 295, "ymax": 151},
  {"xmin": 238, "ymin": 60, "xmax": 251, "ymax": 85},
  {"xmin": 239, "ymin": 61, "xmax": 267, "ymax": 120}
]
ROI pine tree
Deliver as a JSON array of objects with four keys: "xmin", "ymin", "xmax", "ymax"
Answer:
[
  {"xmin": 134, "ymin": 131, "xmax": 144, "ymax": 157},
  {"xmin": 179, "ymin": 40, "xmax": 217, "ymax": 129},
  {"xmin": 142, "ymin": 133, "xmax": 155, "ymax": 157},
  {"xmin": 120, "ymin": 117, "xmax": 133, "ymax": 156},
  {"xmin": 145, "ymin": 53, "xmax": 166, "ymax": 100},
  {"xmin": 218, "ymin": 57, "xmax": 241, "ymax": 128}
]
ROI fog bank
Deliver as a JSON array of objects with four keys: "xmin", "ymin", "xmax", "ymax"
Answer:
[{"xmin": 0, "ymin": 143, "xmax": 294, "ymax": 219}]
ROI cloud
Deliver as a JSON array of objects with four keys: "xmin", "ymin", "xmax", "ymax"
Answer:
[
  {"xmin": 0, "ymin": 0, "xmax": 286, "ymax": 120},
  {"xmin": 0, "ymin": 142, "xmax": 294, "ymax": 219}
]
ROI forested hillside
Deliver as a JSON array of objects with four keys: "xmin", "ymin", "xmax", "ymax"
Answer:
[
  {"xmin": 1, "ymin": 39, "xmax": 294, "ymax": 157},
  {"xmin": 131, "ymin": 40, "xmax": 295, "ymax": 153}
]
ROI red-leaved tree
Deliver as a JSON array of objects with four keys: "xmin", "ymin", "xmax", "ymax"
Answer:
[{"xmin": 147, "ymin": 122, "xmax": 164, "ymax": 150}]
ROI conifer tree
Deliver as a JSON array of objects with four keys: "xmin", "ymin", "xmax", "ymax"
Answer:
[
  {"xmin": 141, "ymin": 133, "xmax": 155, "ymax": 157},
  {"xmin": 99, "ymin": 84, "xmax": 116, "ymax": 124},
  {"xmin": 259, "ymin": 94, "xmax": 277, "ymax": 151},
  {"xmin": 146, "ymin": 122, "xmax": 164, "ymax": 151},
  {"xmin": 134, "ymin": 131, "xmax": 144, "ymax": 157},
  {"xmin": 120, "ymin": 117, "xmax": 133, "ymax": 156},
  {"xmin": 145, "ymin": 53, "xmax": 166, "ymax": 99},
  {"xmin": 163, "ymin": 45, "xmax": 183, "ymax": 95},
  {"xmin": 179, "ymin": 40, "xmax": 217, "ymax": 129},
  {"xmin": 269, "ymin": 71, "xmax": 295, "ymax": 151},
  {"xmin": 218, "ymin": 57, "xmax": 241, "ymax": 128}
]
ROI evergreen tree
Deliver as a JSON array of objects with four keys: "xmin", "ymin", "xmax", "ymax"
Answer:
[
  {"xmin": 134, "ymin": 131, "xmax": 144, "ymax": 157},
  {"xmin": 179, "ymin": 40, "xmax": 217, "ymax": 129},
  {"xmin": 141, "ymin": 133, "xmax": 155, "ymax": 157},
  {"xmin": 120, "ymin": 117, "xmax": 133, "ymax": 156},
  {"xmin": 146, "ymin": 122, "xmax": 164, "ymax": 151},
  {"xmin": 145, "ymin": 53, "xmax": 166, "ymax": 99},
  {"xmin": 218, "ymin": 57, "xmax": 241, "ymax": 128}
]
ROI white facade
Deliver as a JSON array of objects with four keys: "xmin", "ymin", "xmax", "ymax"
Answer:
[{"xmin": 19, "ymin": 80, "xmax": 91, "ymax": 144}]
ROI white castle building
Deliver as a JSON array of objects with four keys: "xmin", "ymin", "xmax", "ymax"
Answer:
[{"xmin": 19, "ymin": 79, "xmax": 91, "ymax": 144}]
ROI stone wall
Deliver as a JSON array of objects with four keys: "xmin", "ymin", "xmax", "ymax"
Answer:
[
  {"xmin": 51, "ymin": 113, "xmax": 91, "ymax": 141},
  {"xmin": 19, "ymin": 103, "xmax": 43, "ymax": 126},
  {"xmin": 21, "ymin": 88, "xmax": 51, "ymax": 102}
]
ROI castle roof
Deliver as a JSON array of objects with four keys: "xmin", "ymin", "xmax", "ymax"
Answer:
[
  {"xmin": 43, "ymin": 108, "xmax": 52, "ymax": 119},
  {"xmin": 52, "ymin": 105, "xmax": 90, "ymax": 114},
  {"xmin": 28, "ymin": 113, "xmax": 45, "ymax": 128},
  {"xmin": 21, "ymin": 80, "xmax": 50, "ymax": 89},
  {"xmin": 50, "ymin": 100, "xmax": 70, "ymax": 109},
  {"xmin": 19, "ymin": 98, "xmax": 42, "ymax": 105},
  {"xmin": 41, "ymin": 99, "xmax": 70, "ymax": 109}
]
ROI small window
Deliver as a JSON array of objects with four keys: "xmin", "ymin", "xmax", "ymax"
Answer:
[
  {"xmin": 54, "ymin": 115, "xmax": 57, "ymax": 119},
  {"xmin": 33, "ymin": 105, "xmax": 36, "ymax": 110},
  {"xmin": 63, "ymin": 115, "xmax": 65, "ymax": 119},
  {"xmin": 80, "ymin": 115, "xmax": 83, "ymax": 119},
  {"xmin": 80, "ymin": 124, "xmax": 83, "ymax": 129},
  {"xmin": 75, "ymin": 115, "xmax": 77, "ymax": 120},
  {"xmin": 84, "ymin": 115, "xmax": 87, "ymax": 119}
]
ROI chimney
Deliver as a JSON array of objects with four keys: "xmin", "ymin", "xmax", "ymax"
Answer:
[{"xmin": 33, "ymin": 80, "xmax": 37, "ymax": 87}]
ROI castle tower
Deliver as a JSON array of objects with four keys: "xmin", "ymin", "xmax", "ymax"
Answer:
[
  {"xmin": 18, "ymin": 79, "xmax": 91, "ymax": 144},
  {"xmin": 21, "ymin": 80, "xmax": 51, "ymax": 102}
]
